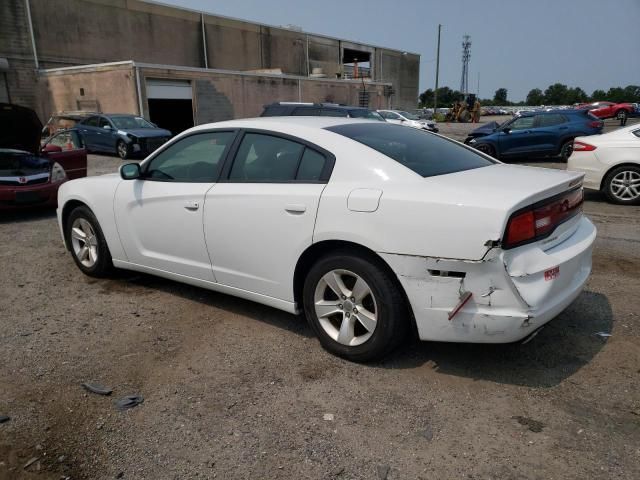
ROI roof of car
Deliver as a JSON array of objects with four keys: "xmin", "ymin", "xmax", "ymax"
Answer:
[
  {"xmin": 265, "ymin": 102, "xmax": 371, "ymax": 111},
  {"xmin": 188, "ymin": 116, "xmax": 379, "ymax": 133}
]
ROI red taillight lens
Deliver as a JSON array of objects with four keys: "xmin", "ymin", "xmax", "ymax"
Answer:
[
  {"xmin": 504, "ymin": 189, "xmax": 583, "ymax": 249},
  {"xmin": 588, "ymin": 121, "xmax": 603, "ymax": 128},
  {"xmin": 506, "ymin": 211, "xmax": 535, "ymax": 246},
  {"xmin": 573, "ymin": 141, "xmax": 597, "ymax": 151}
]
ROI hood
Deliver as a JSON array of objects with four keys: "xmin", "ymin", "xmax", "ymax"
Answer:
[
  {"xmin": 0, "ymin": 103, "xmax": 43, "ymax": 154},
  {"xmin": 120, "ymin": 128, "xmax": 171, "ymax": 138},
  {"xmin": 470, "ymin": 121, "xmax": 500, "ymax": 136}
]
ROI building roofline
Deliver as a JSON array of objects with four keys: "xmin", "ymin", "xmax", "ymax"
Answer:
[
  {"xmin": 38, "ymin": 60, "xmax": 393, "ymax": 86},
  {"xmin": 141, "ymin": 0, "xmax": 420, "ymax": 57}
]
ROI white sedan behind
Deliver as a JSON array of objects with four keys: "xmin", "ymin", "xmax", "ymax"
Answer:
[{"xmin": 568, "ymin": 124, "xmax": 640, "ymax": 205}]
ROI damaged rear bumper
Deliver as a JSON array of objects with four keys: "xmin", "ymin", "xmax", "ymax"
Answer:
[{"xmin": 381, "ymin": 216, "xmax": 596, "ymax": 343}]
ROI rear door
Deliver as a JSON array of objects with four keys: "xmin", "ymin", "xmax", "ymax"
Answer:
[
  {"xmin": 534, "ymin": 114, "xmax": 568, "ymax": 154},
  {"xmin": 204, "ymin": 130, "xmax": 333, "ymax": 301},
  {"xmin": 78, "ymin": 116, "xmax": 101, "ymax": 151},
  {"xmin": 42, "ymin": 130, "xmax": 87, "ymax": 179}
]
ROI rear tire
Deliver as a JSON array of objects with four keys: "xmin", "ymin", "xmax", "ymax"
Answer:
[
  {"xmin": 302, "ymin": 250, "xmax": 408, "ymax": 362},
  {"xmin": 602, "ymin": 165, "xmax": 640, "ymax": 205},
  {"xmin": 65, "ymin": 206, "xmax": 114, "ymax": 277},
  {"xmin": 559, "ymin": 139, "xmax": 574, "ymax": 162}
]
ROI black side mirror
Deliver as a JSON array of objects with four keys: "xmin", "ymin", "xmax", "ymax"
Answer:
[
  {"xmin": 502, "ymin": 127, "xmax": 512, "ymax": 134},
  {"xmin": 120, "ymin": 163, "xmax": 141, "ymax": 180}
]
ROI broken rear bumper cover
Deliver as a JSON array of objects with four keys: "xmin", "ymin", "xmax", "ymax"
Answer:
[{"xmin": 381, "ymin": 216, "xmax": 596, "ymax": 343}]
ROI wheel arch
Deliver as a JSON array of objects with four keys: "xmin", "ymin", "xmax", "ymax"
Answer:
[
  {"xmin": 61, "ymin": 199, "xmax": 91, "ymax": 250},
  {"xmin": 293, "ymin": 239, "xmax": 416, "ymax": 333},
  {"xmin": 600, "ymin": 162, "xmax": 640, "ymax": 191}
]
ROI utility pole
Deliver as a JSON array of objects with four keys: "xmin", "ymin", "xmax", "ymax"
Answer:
[
  {"xmin": 433, "ymin": 24, "xmax": 441, "ymax": 113},
  {"xmin": 460, "ymin": 35, "xmax": 471, "ymax": 97}
]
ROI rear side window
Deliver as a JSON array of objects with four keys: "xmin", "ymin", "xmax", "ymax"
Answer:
[
  {"xmin": 326, "ymin": 123, "xmax": 495, "ymax": 178},
  {"xmin": 228, "ymin": 133, "xmax": 328, "ymax": 182},
  {"xmin": 537, "ymin": 114, "xmax": 566, "ymax": 127},
  {"xmin": 292, "ymin": 107, "xmax": 322, "ymax": 116}
]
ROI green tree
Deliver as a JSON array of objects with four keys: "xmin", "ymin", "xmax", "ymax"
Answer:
[
  {"xmin": 544, "ymin": 83, "xmax": 569, "ymax": 105},
  {"xmin": 566, "ymin": 87, "xmax": 588, "ymax": 105},
  {"xmin": 419, "ymin": 88, "xmax": 434, "ymax": 107},
  {"xmin": 623, "ymin": 85, "xmax": 640, "ymax": 102},
  {"xmin": 590, "ymin": 89, "xmax": 606, "ymax": 101},
  {"xmin": 606, "ymin": 87, "xmax": 627, "ymax": 103},
  {"xmin": 493, "ymin": 88, "xmax": 508, "ymax": 105},
  {"xmin": 526, "ymin": 88, "xmax": 544, "ymax": 105}
]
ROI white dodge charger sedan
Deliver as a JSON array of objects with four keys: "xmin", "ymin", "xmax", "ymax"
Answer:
[
  {"xmin": 57, "ymin": 117, "xmax": 596, "ymax": 361},
  {"xmin": 568, "ymin": 124, "xmax": 640, "ymax": 205}
]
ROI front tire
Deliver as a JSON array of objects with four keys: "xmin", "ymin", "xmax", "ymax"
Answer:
[
  {"xmin": 66, "ymin": 206, "xmax": 113, "ymax": 276},
  {"xmin": 475, "ymin": 143, "xmax": 496, "ymax": 158},
  {"xmin": 303, "ymin": 251, "xmax": 408, "ymax": 362},
  {"xmin": 603, "ymin": 165, "xmax": 640, "ymax": 205},
  {"xmin": 117, "ymin": 140, "xmax": 130, "ymax": 160}
]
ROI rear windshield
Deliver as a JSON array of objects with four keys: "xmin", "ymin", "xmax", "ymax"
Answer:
[{"xmin": 326, "ymin": 123, "xmax": 495, "ymax": 177}]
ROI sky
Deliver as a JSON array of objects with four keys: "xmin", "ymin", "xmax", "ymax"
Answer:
[{"xmin": 163, "ymin": 0, "xmax": 640, "ymax": 102}]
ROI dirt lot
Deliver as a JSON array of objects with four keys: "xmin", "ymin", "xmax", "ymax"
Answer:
[{"xmin": 1, "ymin": 118, "xmax": 639, "ymax": 480}]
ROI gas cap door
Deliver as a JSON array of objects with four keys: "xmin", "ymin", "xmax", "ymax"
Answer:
[{"xmin": 347, "ymin": 188, "xmax": 383, "ymax": 212}]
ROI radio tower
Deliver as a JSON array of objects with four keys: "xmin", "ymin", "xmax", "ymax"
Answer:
[{"xmin": 460, "ymin": 35, "xmax": 471, "ymax": 96}]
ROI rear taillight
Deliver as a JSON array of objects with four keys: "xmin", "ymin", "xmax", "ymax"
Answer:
[
  {"xmin": 503, "ymin": 188, "xmax": 583, "ymax": 249},
  {"xmin": 573, "ymin": 141, "xmax": 597, "ymax": 151},
  {"xmin": 588, "ymin": 120, "xmax": 603, "ymax": 128}
]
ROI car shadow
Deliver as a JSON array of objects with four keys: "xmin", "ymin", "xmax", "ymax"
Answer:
[
  {"xmin": 373, "ymin": 290, "xmax": 612, "ymax": 388},
  {"xmin": 0, "ymin": 208, "xmax": 57, "ymax": 224},
  {"xmin": 105, "ymin": 272, "xmax": 610, "ymax": 388},
  {"xmin": 104, "ymin": 271, "xmax": 314, "ymax": 338}
]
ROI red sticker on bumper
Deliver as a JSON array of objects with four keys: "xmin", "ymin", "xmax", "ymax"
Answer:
[{"xmin": 544, "ymin": 266, "xmax": 560, "ymax": 281}]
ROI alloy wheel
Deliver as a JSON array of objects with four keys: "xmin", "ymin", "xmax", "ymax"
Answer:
[
  {"xmin": 313, "ymin": 269, "xmax": 377, "ymax": 347},
  {"xmin": 70, "ymin": 218, "xmax": 99, "ymax": 268},
  {"xmin": 117, "ymin": 141, "xmax": 128, "ymax": 159},
  {"xmin": 610, "ymin": 170, "xmax": 640, "ymax": 201}
]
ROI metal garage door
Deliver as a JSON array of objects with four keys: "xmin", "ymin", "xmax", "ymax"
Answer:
[{"xmin": 146, "ymin": 79, "xmax": 192, "ymax": 100}]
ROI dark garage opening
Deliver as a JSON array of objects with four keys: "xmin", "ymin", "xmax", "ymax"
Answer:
[{"xmin": 148, "ymin": 98, "xmax": 194, "ymax": 136}]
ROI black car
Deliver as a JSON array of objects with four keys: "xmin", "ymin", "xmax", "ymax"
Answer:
[
  {"xmin": 77, "ymin": 114, "xmax": 172, "ymax": 160},
  {"xmin": 261, "ymin": 102, "xmax": 385, "ymax": 121}
]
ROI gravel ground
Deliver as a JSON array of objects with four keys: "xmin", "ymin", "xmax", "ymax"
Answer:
[{"xmin": 1, "ymin": 117, "xmax": 639, "ymax": 480}]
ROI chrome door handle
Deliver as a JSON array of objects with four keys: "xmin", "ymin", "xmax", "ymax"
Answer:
[
  {"xmin": 285, "ymin": 204, "xmax": 306, "ymax": 214},
  {"xmin": 184, "ymin": 201, "xmax": 200, "ymax": 211}
]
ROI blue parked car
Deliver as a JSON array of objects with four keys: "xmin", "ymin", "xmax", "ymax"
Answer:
[
  {"xmin": 77, "ymin": 114, "xmax": 172, "ymax": 159},
  {"xmin": 464, "ymin": 110, "xmax": 604, "ymax": 161}
]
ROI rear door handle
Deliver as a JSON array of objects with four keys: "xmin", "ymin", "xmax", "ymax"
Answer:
[
  {"xmin": 184, "ymin": 201, "xmax": 200, "ymax": 211},
  {"xmin": 285, "ymin": 204, "xmax": 306, "ymax": 214}
]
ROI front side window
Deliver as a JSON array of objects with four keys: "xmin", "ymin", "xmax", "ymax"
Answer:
[
  {"xmin": 509, "ymin": 116, "xmax": 535, "ymax": 130},
  {"xmin": 145, "ymin": 131, "xmax": 234, "ymax": 182},
  {"xmin": 84, "ymin": 116, "xmax": 100, "ymax": 127},
  {"xmin": 98, "ymin": 117, "xmax": 112, "ymax": 129},
  {"xmin": 326, "ymin": 123, "xmax": 495, "ymax": 178}
]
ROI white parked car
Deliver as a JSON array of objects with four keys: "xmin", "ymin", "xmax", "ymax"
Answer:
[
  {"xmin": 378, "ymin": 110, "xmax": 438, "ymax": 133},
  {"xmin": 568, "ymin": 124, "xmax": 640, "ymax": 205},
  {"xmin": 57, "ymin": 118, "xmax": 595, "ymax": 361}
]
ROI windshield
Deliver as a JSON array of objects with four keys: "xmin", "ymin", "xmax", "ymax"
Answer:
[
  {"xmin": 110, "ymin": 116, "xmax": 155, "ymax": 129},
  {"xmin": 349, "ymin": 110, "xmax": 386, "ymax": 121},
  {"xmin": 0, "ymin": 151, "xmax": 50, "ymax": 177},
  {"xmin": 326, "ymin": 123, "xmax": 495, "ymax": 178},
  {"xmin": 398, "ymin": 111, "xmax": 420, "ymax": 120}
]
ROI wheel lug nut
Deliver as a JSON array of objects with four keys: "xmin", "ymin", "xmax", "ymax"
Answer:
[
  {"xmin": 345, "ymin": 313, "xmax": 350, "ymax": 317},
  {"xmin": 341, "ymin": 295, "xmax": 346, "ymax": 300},
  {"xmin": 350, "ymin": 297, "xmax": 355, "ymax": 302},
  {"xmin": 353, "ymin": 308, "xmax": 358, "ymax": 314},
  {"xmin": 338, "ymin": 304, "xmax": 343, "ymax": 309}
]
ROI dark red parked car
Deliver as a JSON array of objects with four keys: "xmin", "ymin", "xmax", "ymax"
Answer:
[
  {"xmin": 0, "ymin": 103, "xmax": 87, "ymax": 211},
  {"xmin": 577, "ymin": 101, "xmax": 638, "ymax": 123}
]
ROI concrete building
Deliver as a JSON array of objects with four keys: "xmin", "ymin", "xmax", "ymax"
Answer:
[{"xmin": 1, "ymin": 0, "xmax": 420, "ymax": 132}]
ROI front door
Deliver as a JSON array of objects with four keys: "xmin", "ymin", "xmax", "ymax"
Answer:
[
  {"xmin": 204, "ymin": 131, "xmax": 332, "ymax": 301},
  {"xmin": 114, "ymin": 130, "xmax": 236, "ymax": 281},
  {"xmin": 499, "ymin": 115, "xmax": 541, "ymax": 157},
  {"xmin": 42, "ymin": 130, "xmax": 87, "ymax": 179}
]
